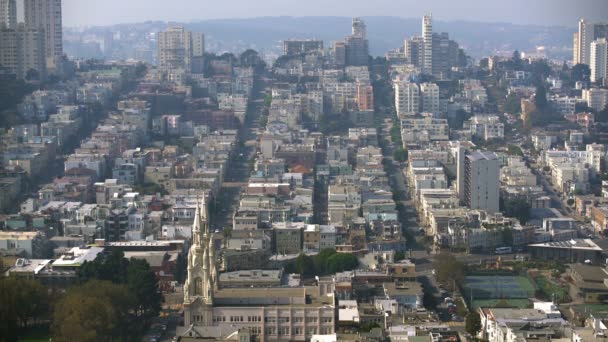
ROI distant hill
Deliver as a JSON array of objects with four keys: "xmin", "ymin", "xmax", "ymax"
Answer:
[
  {"xmin": 65, "ymin": 16, "xmax": 575, "ymax": 60},
  {"xmin": 183, "ymin": 16, "xmax": 574, "ymax": 59}
]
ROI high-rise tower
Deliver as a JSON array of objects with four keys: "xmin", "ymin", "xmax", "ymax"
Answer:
[
  {"xmin": 422, "ymin": 14, "xmax": 433, "ymax": 75},
  {"xmin": 23, "ymin": 0, "xmax": 62, "ymax": 70},
  {"xmin": 352, "ymin": 17, "xmax": 367, "ymax": 39},
  {"xmin": 590, "ymin": 38, "xmax": 608, "ymax": 83},
  {"xmin": 0, "ymin": 0, "xmax": 16, "ymax": 28}
]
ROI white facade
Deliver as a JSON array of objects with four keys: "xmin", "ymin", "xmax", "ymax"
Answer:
[
  {"xmin": 394, "ymin": 81, "xmax": 419, "ymax": 115},
  {"xmin": 582, "ymin": 88, "xmax": 608, "ymax": 111},
  {"xmin": 422, "ymin": 14, "xmax": 433, "ymax": 74},
  {"xmin": 401, "ymin": 115, "xmax": 449, "ymax": 144},
  {"xmin": 462, "ymin": 151, "xmax": 500, "ymax": 213},
  {"xmin": 420, "ymin": 83, "xmax": 440, "ymax": 114}
]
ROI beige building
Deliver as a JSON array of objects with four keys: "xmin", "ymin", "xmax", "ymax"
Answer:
[
  {"xmin": 0, "ymin": 25, "xmax": 46, "ymax": 79},
  {"xmin": 157, "ymin": 26, "xmax": 204, "ymax": 73},
  {"xmin": 180, "ymin": 198, "xmax": 335, "ymax": 341},
  {"xmin": 400, "ymin": 115, "xmax": 449, "ymax": 144},
  {"xmin": 23, "ymin": 0, "xmax": 62, "ymax": 70}
]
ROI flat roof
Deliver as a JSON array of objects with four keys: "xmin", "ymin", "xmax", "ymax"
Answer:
[
  {"xmin": 529, "ymin": 239, "xmax": 603, "ymax": 251},
  {"xmin": 219, "ymin": 269, "xmax": 282, "ymax": 283},
  {"xmin": 53, "ymin": 246, "xmax": 104, "ymax": 267},
  {"xmin": 0, "ymin": 231, "xmax": 39, "ymax": 240}
]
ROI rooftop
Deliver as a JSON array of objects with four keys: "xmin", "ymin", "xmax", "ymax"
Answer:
[
  {"xmin": 529, "ymin": 239, "xmax": 604, "ymax": 251},
  {"xmin": 53, "ymin": 246, "xmax": 104, "ymax": 267}
]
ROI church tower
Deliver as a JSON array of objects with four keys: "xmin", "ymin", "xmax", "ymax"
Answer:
[{"xmin": 183, "ymin": 195, "xmax": 215, "ymax": 327}]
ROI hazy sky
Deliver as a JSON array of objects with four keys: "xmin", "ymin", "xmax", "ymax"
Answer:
[{"xmin": 63, "ymin": 0, "xmax": 608, "ymax": 27}]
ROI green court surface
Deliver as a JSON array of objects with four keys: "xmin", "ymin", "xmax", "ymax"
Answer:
[
  {"xmin": 462, "ymin": 276, "xmax": 535, "ymax": 308},
  {"xmin": 470, "ymin": 299, "xmax": 531, "ymax": 310}
]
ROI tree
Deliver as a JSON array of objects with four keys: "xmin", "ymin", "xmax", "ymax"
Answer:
[
  {"xmin": 504, "ymin": 92, "xmax": 521, "ymax": 114},
  {"xmin": 77, "ymin": 249, "xmax": 129, "ymax": 284},
  {"xmin": 295, "ymin": 253, "xmax": 315, "ymax": 276},
  {"xmin": 390, "ymin": 125, "xmax": 402, "ymax": 143},
  {"xmin": 465, "ymin": 311, "xmax": 482, "ymax": 336},
  {"xmin": 25, "ymin": 68, "xmax": 40, "ymax": 81},
  {"xmin": 507, "ymin": 145, "xmax": 524, "ymax": 156},
  {"xmin": 479, "ymin": 58, "xmax": 489, "ymax": 69},
  {"xmin": 501, "ymin": 228, "xmax": 514, "ymax": 246},
  {"xmin": 512, "ymin": 50, "xmax": 523, "ymax": 69},
  {"xmin": 433, "ymin": 253, "xmax": 465, "ymax": 291},
  {"xmin": 127, "ymin": 258, "xmax": 162, "ymax": 317},
  {"xmin": 77, "ymin": 250, "xmax": 161, "ymax": 319},
  {"xmin": 0, "ymin": 277, "xmax": 48, "ymax": 339},
  {"xmin": 503, "ymin": 198, "xmax": 531, "ymax": 225},
  {"xmin": 52, "ymin": 281, "xmax": 135, "ymax": 342},
  {"xmin": 597, "ymin": 104, "xmax": 608, "ymax": 123},
  {"xmin": 174, "ymin": 252, "xmax": 187, "ymax": 284},
  {"xmin": 534, "ymin": 83, "xmax": 548, "ymax": 110},
  {"xmin": 450, "ymin": 109, "xmax": 471, "ymax": 129},
  {"xmin": 393, "ymin": 148, "xmax": 408, "ymax": 162},
  {"xmin": 327, "ymin": 253, "xmax": 359, "ymax": 273},
  {"xmin": 571, "ymin": 64, "xmax": 591, "ymax": 83},
  {"xmin": 314, "ymin": 248, "xmax": 337, "ymax": 274}
]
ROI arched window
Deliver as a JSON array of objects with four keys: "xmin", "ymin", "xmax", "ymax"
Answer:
[{"xmin": 194, "ymin": 277, "xmax": 203, "ymax": 296}]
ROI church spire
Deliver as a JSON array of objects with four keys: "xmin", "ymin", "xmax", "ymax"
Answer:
[
  {"xmin": 201, "ymin": 194, "xmax": 208, "ymax": 238},
  {"xmin": 192, "ymin": 196, "xmax": 202, "ymax": 247}
]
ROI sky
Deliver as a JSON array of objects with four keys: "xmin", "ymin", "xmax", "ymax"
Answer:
[{"xmin": 62, "ymin": 0, "xmax": 608, "ymax": 27}]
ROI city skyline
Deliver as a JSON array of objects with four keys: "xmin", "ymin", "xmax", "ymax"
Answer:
[{"xmin": 62, "ymin": 0, "xmax": 608, "ymax": 28}]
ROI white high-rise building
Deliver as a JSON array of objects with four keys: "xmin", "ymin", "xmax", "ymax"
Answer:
[
  {"xmin": 460, "ymin": 151, "xmax": 500, "ymax": 213},
  {"xmin": 395, "ymin": 81, "xmax": 420, "ymax": 116},
  {"xmin": 157, "ymin": 26, "xmax": 204, "ymax": 73},
  {"xmin": 0, "ymin": 0, "xmax": 16, "ymax": 28},
  {"xmin": 23, "ymin": 0, "xmax": 62, "ymax": 71},
  {"xmin": 590, "ymin": 38, "xmax": 607, "ymax": 83},
  {"xmin": 352, "ymin": 17, "xmax": 367, "ymax": 39},
  {"xmin": 422, "ymin": 14, "xmax": 433, "ymax": 74},
  {"xmin": 420, "ymin": 83, "xmax": 440, "ymax": 114},
  {"xmin": 582, "ymin": 88, "xmax": 608, "ymax": 111},
  {"xmin": 574, "ymin": 18, "xmax": 608, "ymax": 65}
]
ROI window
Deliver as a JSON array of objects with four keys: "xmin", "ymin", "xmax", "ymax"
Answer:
[{"xmin": 278, "ymin": 327, "xmax": 290, "ymax": 335}]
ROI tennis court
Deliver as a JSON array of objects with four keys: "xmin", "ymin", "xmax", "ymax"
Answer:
[{"xmin": 463, "ymin": 276, "xmax": 535, "ymax": 303}]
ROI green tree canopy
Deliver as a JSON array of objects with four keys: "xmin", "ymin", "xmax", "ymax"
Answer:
[
  {"xmin": 295, "ymin": 253, "xmax": 315, "ymax": 276},
  {"xmin": 393, "ymin": 148, "xmax": 408, "ymax": 162},
  {"xmin": 52, "ymin": 281, "xmax": 135, "ymax": 342},
  {"xmin": 465, "ymin": 311, "xmax": 482, "ymax": 336},
  {"xmin": 0, "ymin": 277, "xmax": 48, "ymax": 340},
  {"xmin": 503, "ymin": 198, "xmax": 531, "ymax": 225},
  {"xmin": 127, "ymin": 258, "xmax": 162, "ymax": 317},
  {"xmin": 535, "ymin": 83, "xmax": 548, "ymax": 110},
  {"xmin": 174, "ymin": 252, "xmax": 187, "ymax": 284},
  {"xmin": 571, "ymin": 64, "xmax": 591, "ymax": 83},
  {"xmin": 433, "ymin": 253, "xmax": 465, "ymax": 291}
]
